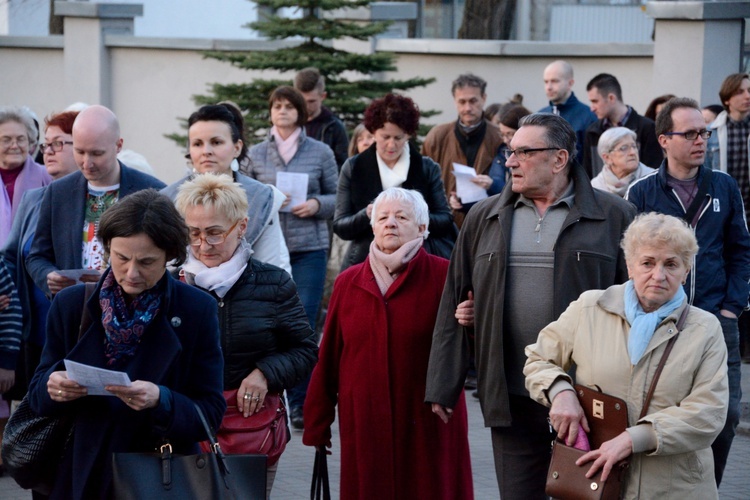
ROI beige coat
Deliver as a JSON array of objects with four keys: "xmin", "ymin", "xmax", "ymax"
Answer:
[{"xmin": 524, "ymin": 284, "xmax": 728, "ymax": 499}]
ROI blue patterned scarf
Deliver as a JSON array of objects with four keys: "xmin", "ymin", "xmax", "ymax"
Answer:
[
  {"xmin": 99, "ymin": 268, "xmax": 163, "ymax": 366},
  {"xmin": 624, "ymin": 280, "xmax": 685, "ymax": 365}
]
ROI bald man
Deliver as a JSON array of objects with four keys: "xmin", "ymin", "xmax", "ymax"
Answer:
[
  {"xmin": 538, "ymin": 60, "xmax": 596, "ymax": 167},
  {"xmin": 27, "ymin": 105, "xmax": 165, "ymax": 297}
]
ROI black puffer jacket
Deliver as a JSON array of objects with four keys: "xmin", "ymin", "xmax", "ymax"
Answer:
[{"xmin": 187, "ymin": 257, "xmax": 318, "ymax": 392}]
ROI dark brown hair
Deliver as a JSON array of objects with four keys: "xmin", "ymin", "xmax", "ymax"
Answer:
[
  {"xmin": 363, "ymin": 94, "xmax": 420, "ymax": 136},
  {"xmin": 268, "ymin": 86, "xmax": 308, "ymax": 127}
]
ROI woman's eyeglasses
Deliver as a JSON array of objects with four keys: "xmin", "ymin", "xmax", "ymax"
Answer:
[
  {"xmin": 0, "ymin": 136, "xmax": 28, "ymax": 148},
  {"xmin": 40, "ymin": 141, "xmax": 74, "ymax": 153},
  {"xmin": 189, "ymin": 221, "xmax": 239, "ymax": 246}
]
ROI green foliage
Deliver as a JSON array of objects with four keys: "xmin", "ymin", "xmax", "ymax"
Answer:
[{"xmin": 171, "ymin": 0, "xmax": 436, "ymax": 148}]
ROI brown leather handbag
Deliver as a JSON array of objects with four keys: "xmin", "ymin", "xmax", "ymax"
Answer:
[{"xmin": 545, "ymin": 307, "xmax": 688, "ymax": 500}]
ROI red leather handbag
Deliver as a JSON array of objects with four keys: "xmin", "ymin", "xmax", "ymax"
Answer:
[{"xmin": 202, "ymin": 389, "xmax": 289, "ymax": 466}]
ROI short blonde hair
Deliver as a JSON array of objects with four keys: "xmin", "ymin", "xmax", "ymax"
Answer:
[
  {"xmin": 621, "ymin": 212, "xmax": 698, "ymax": 269},
  {"xmin": 174, "ymin": 173, "xmax": 248, "ymax": 223}
]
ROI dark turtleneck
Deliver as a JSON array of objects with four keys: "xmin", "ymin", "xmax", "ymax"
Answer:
[{"xmin": 454, "ymin": 118, "xmax": 487, "ymax": 168}]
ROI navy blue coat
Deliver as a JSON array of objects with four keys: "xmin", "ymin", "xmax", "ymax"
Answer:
[
  {"xmin": 26, "ymin": 163, "xmax": 166, "ymax": 296},
  {"xmin": 626, "ymin": 163, "xmax": 750, "ymax": 316},
  {"xmin": 27, "ymin": 272, "xmax": 225, "ymax": 499}
]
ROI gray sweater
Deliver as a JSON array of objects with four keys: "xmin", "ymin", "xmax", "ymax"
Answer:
[{"xmin": 242, "ymin": 129, "xmax": 338, "ymax": 253}]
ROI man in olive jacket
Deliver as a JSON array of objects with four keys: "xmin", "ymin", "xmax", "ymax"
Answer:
[{"xmin": 425, "ymin": 113, "xmax": 635, "ymax": 500}]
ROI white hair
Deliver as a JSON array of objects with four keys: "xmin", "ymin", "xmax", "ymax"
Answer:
[
  {"xmin": 370, "ymin": 187, "xmax": 430, "ymax": 239},
  {"xmin": 597, "ymin": 127, "xmax": 637, "ymax": 158}
]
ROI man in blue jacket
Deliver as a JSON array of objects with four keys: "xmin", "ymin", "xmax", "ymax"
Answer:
[
  {"xmin": 626, "ymin": 97, "xmax": 750, "ymax": 487},
  {"xmin": 538, "ymin": 60, "xmax": 596, "ymax": 167},
  {"xmin": 26, "ymin": 105, "xmax": 165, "ymax": 298}
]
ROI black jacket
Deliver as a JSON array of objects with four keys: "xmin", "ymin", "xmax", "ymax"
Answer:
[
  {"xmin": 305, "ymin": 107, "xmax": 349, "ymax": 168},
  {"xmin": 188, "ymin": 258, "xmax": 318, "ymax": 392},
  {"xmin": 333, "ymin": 144, "xmax": 455, "ymax": 270}
]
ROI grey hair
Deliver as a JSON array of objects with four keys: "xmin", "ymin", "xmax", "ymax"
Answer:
[
  {"xmin": 621, "ymin": 212, "xmax": 698, "ymax": 270},
  {"xmin": 597, "ymin": 127, "xmax": 637, "ymax": 159},
  {"xmin": 0, "ymin": 106, "xmax": 38, "ymax": 143},
  {"xmin": 518, "ymin": 113, "xmax": 577, "ymax": 168},
  {"xmin": 370, "ymin": 187, "xmax": 430, "ymax": 239},
  {"xmin": 451, "ymin": 73, "xmax": 487, "ymax": 96}
]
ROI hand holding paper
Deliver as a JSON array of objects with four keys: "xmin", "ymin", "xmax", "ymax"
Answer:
[{"xmin": 452, "ymin": 163, "xmax": 488, "ymax": 204}]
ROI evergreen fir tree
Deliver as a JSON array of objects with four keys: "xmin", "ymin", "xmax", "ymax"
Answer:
[{"xmin": 170, "ymin": 0, "xmax": 435, "ymax": 146}]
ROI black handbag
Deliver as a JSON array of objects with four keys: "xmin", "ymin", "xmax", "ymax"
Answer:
[
  {"xmin": 112, "ymin": 403, "xmax": 267, "ymax": 500},
  {"xmin": 310, "ymin": 446, "xmax": 331, "ymax": 500},
  {"xmin": 1, "ymin": 395, "xmax": 73, "ymax": 494},
  {"xmin": 1, "ymin": 283, "xmax": 97, "ymax": 494}
]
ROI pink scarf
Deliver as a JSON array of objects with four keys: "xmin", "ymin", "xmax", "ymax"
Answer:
[
  {"xmin": 271, "ymin": 126, "xmax": 302, "ymax": 165},
  {"xmin": 368, "ymin": 237, "xmax": 424, "ymax": 295},
  {"xmin": 0, "ymin": 155, "xmax": 52, "ymax": 246}
]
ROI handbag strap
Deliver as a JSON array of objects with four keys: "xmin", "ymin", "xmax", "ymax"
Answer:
[
  {"xmin": 311, "ymin": 446, "xmax": 331, "ymax": 500},
  {"xmin": 638, "ymin": 306, "xmax": 688, "ymax": 420}
]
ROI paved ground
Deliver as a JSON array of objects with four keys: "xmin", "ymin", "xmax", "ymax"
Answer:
[{"xmin": 1, "ymin": 363, "xmax": 749, "ymax": 499}]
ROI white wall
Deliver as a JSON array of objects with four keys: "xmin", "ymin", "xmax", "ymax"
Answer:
[{"xmin": 0, "ymin": 35, "xmax": 655, "ymax": 184}]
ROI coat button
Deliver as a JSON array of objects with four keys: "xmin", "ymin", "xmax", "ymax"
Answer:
[{"xmin": 170, "ymin": 317, "xmax": 182, "ymax": 327}]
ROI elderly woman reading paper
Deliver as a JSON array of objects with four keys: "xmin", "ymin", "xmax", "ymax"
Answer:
[{"xmin": 524, "ymin": 212, "xmax": 728, "ymax": 498}]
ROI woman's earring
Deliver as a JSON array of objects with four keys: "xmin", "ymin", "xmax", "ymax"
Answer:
[{"xmin": 230, "ymin": 158, "xmax": 240, "ymax": 172}]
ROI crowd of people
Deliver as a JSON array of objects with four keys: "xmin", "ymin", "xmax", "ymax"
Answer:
[{"xmin": 0, "ymin": 61, "xmax": 747, "ymax": 499}]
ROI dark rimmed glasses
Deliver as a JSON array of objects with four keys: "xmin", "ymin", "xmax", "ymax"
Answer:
[
  {"xmin": 663, "ymin": 129, "xmax": 711, "ymax": 141},
  {"xmin": 40, "ymin": 141, "xmax": 74, "ymax": 153},
  {"xmin": 503, "ymin": 147, "xmax": 560, "ymax": 161}
]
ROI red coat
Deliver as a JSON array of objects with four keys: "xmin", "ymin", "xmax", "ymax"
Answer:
[{"xmin": 303, "ymin": 249, "xmax": 473, "ymax": 499}]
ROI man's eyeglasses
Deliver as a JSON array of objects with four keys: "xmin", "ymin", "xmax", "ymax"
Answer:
[
  {"xmin": 0, "ymin": 136, "xmax": 28, "ymax": 148},
  {"xmin": 663, "ymin": 129, "xmax": 712, "ymax": 141},
  {"xmin": 189, "ymin": 221, "xmax": 239, "ymax": 246},
  {"xmin": 504, "ymin": 147, "xmax": 560, "ymax": 161},
  {"xmin": 40, "ymin": 141, "xmax": 74, "ymax": 153}
]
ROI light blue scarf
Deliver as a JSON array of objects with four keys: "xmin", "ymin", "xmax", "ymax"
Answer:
[{"xmin": 624, "ymin": 280, "xmax": 686, "ymax": 365}]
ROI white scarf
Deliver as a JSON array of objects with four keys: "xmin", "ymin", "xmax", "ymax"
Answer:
[
  {"xmin": 376, "ymin": 142, "xmax": 410, "ymax": 189},
  {"xmin": 181, "ymin": 240, "xmax": 253, "ymax": 298},
  {"xmin": 271, "ymin": 126, "xmax": 302, "ymax": 165}
]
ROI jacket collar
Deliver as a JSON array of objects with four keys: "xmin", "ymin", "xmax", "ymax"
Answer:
[
  {"xmin": 351, "ymin": 247, "xmax": 427, "ymax": 299},
  {"xmin": 549, "ymin": 92, "xmax": 581, "ymax": 111},
  {"xmin": 485, "ymin": 162, "xmax": 606, "ymax": 222},
  {"xmin": 656, "ymin": 159, "xmax": 708, "ymax": 188}
]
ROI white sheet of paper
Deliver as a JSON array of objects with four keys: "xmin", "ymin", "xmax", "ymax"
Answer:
[
  {"xmin": 452, "ymin": 163, "xmax": 488, "ymax": 204},
  {"xmin": 58, "ymin": 269, "xmax": 102, "ymax": 283},
  {"xmin": 276, "ymin": 172, "xmax": 309, "ymax": 213},
  {"xmin": 64, "ymin": 360, "xmax": 132, "ymax": 396}
]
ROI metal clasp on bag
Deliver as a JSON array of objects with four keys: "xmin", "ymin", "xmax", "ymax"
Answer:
[{"xmin": 159, "ymin": 443, "xmax": 173, "ymax": 489}]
